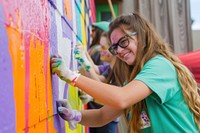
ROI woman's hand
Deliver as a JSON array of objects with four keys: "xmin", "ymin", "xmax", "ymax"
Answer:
[
  {"xmin": 56, "ymin": 99, "xmax": 82, "ymax": 130},
  {"xmin": 50, "ymin": 54, "xmax": 80, "ymax": 86},
  {"xmin": 74, "ymin": 44, "xmax": 92, "ymax": 70}
]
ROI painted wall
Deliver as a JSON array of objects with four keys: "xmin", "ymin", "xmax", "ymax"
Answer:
[{"xmin": 0, "ymin": 0, "xmax": 94, "ymax": 132}]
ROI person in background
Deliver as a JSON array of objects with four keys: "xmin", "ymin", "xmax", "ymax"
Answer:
[
  {"xmin": 51, "ymin": 12, "xmax": 200, "ymax": 133},
  {"xmin": 89, "ymin": 21, "xmax": 110, "ymax": 65},
  {"xmin": 74, "ymin": 32, "xmax": 119, "ymax": 133}
]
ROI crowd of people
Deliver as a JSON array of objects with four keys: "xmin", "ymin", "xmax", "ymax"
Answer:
[
  {"xmin": 51, "ymin": 12, "xmax": 200, "ymax": 133},
  {"xmin": 74, "ymin": 22, "xmax": 119, "ymax": 133}
]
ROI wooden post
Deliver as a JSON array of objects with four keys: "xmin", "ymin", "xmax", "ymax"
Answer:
[{"xmin": 107, "ymin": 0, "xmax": 116, "ymax": 19}]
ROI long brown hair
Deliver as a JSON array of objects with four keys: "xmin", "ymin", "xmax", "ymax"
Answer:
[
  {"xmin": 90, "ymin": 27, "xmax": 104, "ymax": 48},
  {"xmin": 108, "ymin": 12, "xmax": 200, "ymax": 132}
]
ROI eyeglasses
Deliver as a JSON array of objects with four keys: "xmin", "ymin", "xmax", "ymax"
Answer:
[{"xmin": 108, "ymin": 32, "xmax": 137, "ymax": 55}]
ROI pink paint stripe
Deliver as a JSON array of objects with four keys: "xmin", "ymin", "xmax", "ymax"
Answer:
[
  {"xmin": 44, "ymin": 8, "xmax": 50, "ymax": 131},
  {"xmin": 90, "ymin": 0, "xmax": 96, "ymax": 22},
  {"xmin": 25, "ymin": 36, "xmax": 30, "ymax": 133},
  {"xmin": 44, "ymin": 45, "xmax": 49, "ymax": 133}
]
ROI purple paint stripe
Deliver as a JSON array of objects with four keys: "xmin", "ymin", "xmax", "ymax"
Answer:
[
  {"xmin": 61, "ymin": 18, "xmax": 72, "ymax": 39},
  {"xmin": 48, "ymin": 1, "xmax": 66, "ymax": 132},
  {"xmin": 44, "ymin": 44, "xmax": 49, "ymax": 133},
  {"xmin": 49, "ymin": 0, "xmax": 75, "ymax": 37},
  {"xmin": 61, "ymin": 16, "xmax": 74, "ymax": 34},
  {"xmin": 48, "ymin": 0, "xmax": 57, "ymax": 10},
  {"xmin": 63, "ymin": 84, "xmax": 68, "ymax": 99},
  {"xmin": 0, "ymin": 5, "xmax": 16, "ymax": 132}
]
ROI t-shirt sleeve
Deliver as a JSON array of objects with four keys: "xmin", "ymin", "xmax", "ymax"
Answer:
[
  {"xmin": 98, "ymin": 63, "xmax": 111, "ymax": 78},
  {"xmin": 91, "ymin": 51, "xmax": 103, "ymax": 65},
  {"xmin": 135, "ymin": 56, "xmax": 180, "ymax": 104}
]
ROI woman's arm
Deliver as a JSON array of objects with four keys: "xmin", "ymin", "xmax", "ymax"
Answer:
[
  {"xmin": 74, "ymin": 44, "xmax": 105, "ymax": 81},
  {"xmin": 80, "ymin": 105, "xmax": 123, "ymax": 127},
  {"xmin": 51, "ymin": 55, "xmax": 152, "ymax": 110},
  {"xmin": 86, "ymin": 51, "xmax": 100, "ymax": 74},
  {"xmin": 76, "ymin": 76, "xmax": 152, "ymax": 109},
  {"xmin": 87, "ymin": 67, "xmax": 106, "ymax": 82},
  {"xmin": 78, "ymin": 64, "xmax": 106, "ymax": 82}
]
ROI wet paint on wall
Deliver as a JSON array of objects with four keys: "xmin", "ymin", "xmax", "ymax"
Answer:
[{"xmin": 0, "ymin": 0, "xmax": 94, "ymax": 132}]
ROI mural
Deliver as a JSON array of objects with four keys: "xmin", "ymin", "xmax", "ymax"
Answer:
[{"xmin": 0, "ymin": 0, "xmax": 94, "ymax": 132}]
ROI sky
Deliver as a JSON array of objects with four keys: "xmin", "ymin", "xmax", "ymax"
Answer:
[{"xmin": 190, "ymin": 0, "xmax": 200, "ymax": 30}]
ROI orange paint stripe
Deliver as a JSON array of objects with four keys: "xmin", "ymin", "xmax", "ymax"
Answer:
[{"xmin": 7, "ymin": 26, "xmax": 26, "ymax": 131}]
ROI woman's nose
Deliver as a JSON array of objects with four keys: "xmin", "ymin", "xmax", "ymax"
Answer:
[{"xmin": 116, "ymin": 45, "xmax": 124, "ymax": 54}]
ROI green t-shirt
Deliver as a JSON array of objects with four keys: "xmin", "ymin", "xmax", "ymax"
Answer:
[{"xmin": 135, "ymin": 55, "xmax": 198, "ymax": 133}]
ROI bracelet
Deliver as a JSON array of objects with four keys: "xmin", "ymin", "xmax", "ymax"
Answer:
[{"xmin": 71, "ymin": 73, "xmax": 81, "ymax": 87}]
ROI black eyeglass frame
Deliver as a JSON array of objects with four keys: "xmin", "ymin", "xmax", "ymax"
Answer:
[{"xmin": 108, "ymin": 32, "xmax": 137, "ymax": 55}]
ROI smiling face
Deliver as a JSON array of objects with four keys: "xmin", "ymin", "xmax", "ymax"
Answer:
[
  {"xmin": 99, "ymin": 36, "xmax": 113, "ymax": 62},
  {"xmin": 110, "ymin": 28, "xmax": 138, "ymax": 65}
]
